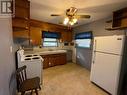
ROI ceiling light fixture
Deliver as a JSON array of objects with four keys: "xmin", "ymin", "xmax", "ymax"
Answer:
[{"xmin": 63, "ymin": 17, "xmax": 77, "ymax": 26}]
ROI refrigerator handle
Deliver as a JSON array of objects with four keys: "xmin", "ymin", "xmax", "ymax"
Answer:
[
  {"xmin": 93, "ymin": 40, "xmax": 97, "ymax": 64},
  {"xmin": 94, "ymin": 39, "xmax": 97, "ymax": 51}
]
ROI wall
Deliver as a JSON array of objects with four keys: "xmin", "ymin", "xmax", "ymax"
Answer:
[
  {"xmin": 73, "ymin": 17, "xmax": 125, "ymax": 70},
  {"xmin": 0, "ymin": 18, "xmax": 16, "ymax": 95}
]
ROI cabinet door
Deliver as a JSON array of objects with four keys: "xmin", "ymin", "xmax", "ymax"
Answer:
[
  {"xmin": 61, "ymin": 31, "xmax": 68, "ymax": 42},
  {"xmin": 67, "ymin": 31, "xmax": 73, "ymax": 42},
  {"xmin": 41, "ymin": 55, "xmax": 49, "ymax": 69},
  {"xmin": 15, "ymin": 6, "xmax": 29, "ymax": 19},
  {"xmin": 61, "ymin": 31, "xmax": 72, "ymax": 42},
  {"xmin": 49, "ymin": 55, "xmax": 57, "ymax": 67},
  {"xmin": 52, "ymin": 55, "xmax": 60, "ymax": 66},
  {"xmin": 12, "ymin": 18, "xmax": 29, "ymax": 29},
  {"xmin": 59, "ymin": 53, "xmax": 67, "ymax": 65},
  {"xmin": 15, "ymin": 0, "xmax": 29, "ymax": 8},
  {"xmin": 55, "ymin": 56, "xmax": 61, "ymax": 65},
  {"xmin": 13, "ymin": 30, "xmax": 29, "ymax": 38},
  {"xmin": 30, "ymin": 26, "xmax": 42, "ymax": 45}
]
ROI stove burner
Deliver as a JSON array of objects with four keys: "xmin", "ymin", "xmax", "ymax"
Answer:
[
  {"xmin": 25, "ymin": 55, "xmax": 32, "ymax": 57},
  {"xmin": 25, "ymin": 58, "xmax": 31, "ymax": 60},
  {"xmin": 32, "ymin": 57, "xmax": 40, "ymax": 59}
]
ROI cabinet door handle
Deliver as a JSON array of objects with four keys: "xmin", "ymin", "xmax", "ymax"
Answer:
[{"xmin": 49, "ymin": 62, "xmax": 51, "ymax": 66}]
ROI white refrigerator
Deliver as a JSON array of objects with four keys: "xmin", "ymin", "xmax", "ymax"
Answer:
[{"xmin": 90, "ymin": 35, "xmax": 125, "ymax": 95}]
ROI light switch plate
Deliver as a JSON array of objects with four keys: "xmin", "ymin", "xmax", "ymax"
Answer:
[{"xmin": 10, "ymin": 46, "xmax": 13, "ymax": 53}]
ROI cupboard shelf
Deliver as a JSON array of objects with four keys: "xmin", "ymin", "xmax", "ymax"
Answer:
[
  {"xmin": 13, "ymin": 17, "xmax": 29, "ymax": 20},
  {"xmin": 12, "ymin": 0, "xmax": 30, "ymax": 40},
  {"xmin": 13, "ymin": 27, "xmax": 29, "ymax": 31},
  {"xmin": 105, "ymin": 26, "xmax": 127, "ymax": 31}
]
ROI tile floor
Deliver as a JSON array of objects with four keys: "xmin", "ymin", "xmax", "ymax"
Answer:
[{"xmin": 18, "ymin": 63, "xmax": 109, "ymax": 95}]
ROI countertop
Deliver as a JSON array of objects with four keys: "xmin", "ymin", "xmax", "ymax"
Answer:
[{"xmin": 24, "ymin": 50, "xmax": 67, "ymax": 55}]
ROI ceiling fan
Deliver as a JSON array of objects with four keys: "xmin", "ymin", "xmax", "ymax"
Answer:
[{"xmin": 51, "ymin": 7, "xmax": 91, "ymax": 26}]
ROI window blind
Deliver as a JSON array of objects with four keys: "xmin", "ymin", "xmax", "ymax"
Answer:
[
  {"xmin": 42, "ymin": 31, "xmax": 61, "ymax": 39},
  {"xmin": 75, "ymin": 31, "xmax": 92, "ymax": 39}
]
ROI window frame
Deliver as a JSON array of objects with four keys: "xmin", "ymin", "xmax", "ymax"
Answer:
[
  {"xmin": 75, "ymin": 39, "xmax": 92, "ymax": 49},
  {"xmin": 75, "ymin": 31, "xmax": 93, "ymax": 49},
  {"xmin": 42, "ymin": 38, "xmax": 59, "ymax": 47}
]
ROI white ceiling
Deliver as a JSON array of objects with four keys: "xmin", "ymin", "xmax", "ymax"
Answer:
[{"xmin": 30, "ymin": 0, "xmax": 127, "ymax": 27}]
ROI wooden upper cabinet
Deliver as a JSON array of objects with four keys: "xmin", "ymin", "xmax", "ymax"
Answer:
[
  {"xmin": 30, "ymin": 26, "xmax": 42, "ymax": 45},
  {"xmin": 61, "ymin": 31, "xmax": 73, "ymax": 42},
  {"xmin": 15, "ymin": 6, "xmax": 29, "ymax": 19},
  {"xmin": 12, "ymin": 18, "xmax": 29, "ymax": 29},
  {"xmin": 68, "ymin": 31, "xmax": 73, "ymax": 42},
  {"xmin": 13, "ymin": 30, "xmax": 29, "ymax": 38},
  {"xmin": 13, "ymin": 0, "xmax": 30, "ymax": 38},
  {"xmin": 15, "ymin": 0, "xmax": 29, "ymax": 8},
  {"xmin": 112, "ymin": 7, "xmax": 127, "ymax": 29},
  {"xmin": 14, "ymin": 0, "xmax": 30, "ymax": 19},
  {"xmin": 30, "ymin": 19, "xmax": 73, "ymax": 42}
]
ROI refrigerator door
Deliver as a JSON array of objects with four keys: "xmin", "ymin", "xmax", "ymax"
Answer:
[
  {"xmin": 90, "ymin": 52, "xmax": 122, "ymax": 95},
  {"xmin": 94, "ymin": 36, "xmax": 125, "ymax": 55}
]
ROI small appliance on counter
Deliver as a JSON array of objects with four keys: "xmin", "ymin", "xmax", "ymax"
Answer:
[
  {"xmin": 70, "ymin": 42, "xmax": 74, "ymax": 46},
  {"xmin": 16, "ymin": 49, "xmax": 43, "ymax": 84},
  {"xmin": 64, "ymin": 42, "xmax": 69, "ymax": 46}
]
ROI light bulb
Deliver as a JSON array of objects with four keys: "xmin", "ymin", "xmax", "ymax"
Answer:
[
  {"xmin": 63, "ymin": 17, "xmax": 69, "ymax": 25},
  {"xmin": 69, "ymin": 21, "xmax": 74, "ymax": 25},
  {"xmin": 65, "ymin": 17, "xmax": 69, "ymax": 22},
  {"xmin": 73, "ymin": 18, "xmax": 77, "ymax": 23}
]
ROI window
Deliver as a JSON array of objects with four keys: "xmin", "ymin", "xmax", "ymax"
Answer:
[
  {"xmin": 43, "ymin": 38, "xmax": 58, "ymax": 47},
  {"xmin": 75, "ymin": 31, "xmax": 92, "ymax": 48},
  {"xmin": 42, "ymin": 31, "xmax": 60, "ymax": 47},
  {"xmin": 76, "ymin": 39, "xmax": 91, "ymax": 48}
]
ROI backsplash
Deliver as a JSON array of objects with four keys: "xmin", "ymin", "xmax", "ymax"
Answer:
[{"xmin": 33, "ymin": 42, "xmax": 73, "ymax": 52}]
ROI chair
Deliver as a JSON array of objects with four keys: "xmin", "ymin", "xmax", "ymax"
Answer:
[{"xmin": 16, "ymin": 65, "xmax": 41, "ymax": 95}]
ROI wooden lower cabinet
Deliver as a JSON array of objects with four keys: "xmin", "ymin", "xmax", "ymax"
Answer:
[
  {"xmin": 41, "ymin": 53, "xmax": 66, "ymax": 69},
  {"xmin": 41, "ymin": 55, "xmax": 49, "ymax": 69}
]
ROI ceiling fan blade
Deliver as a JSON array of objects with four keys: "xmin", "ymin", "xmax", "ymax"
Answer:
[
  {"xmin": 51, "ymin": 14, "xmax": 61, "ymax": 16},
  {"xmin": 75, "ymin": 15, "xmax": 91, "ymax": 19}
]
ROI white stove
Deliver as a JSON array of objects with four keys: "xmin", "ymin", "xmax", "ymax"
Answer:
[{"xmin": 17, "ymin": 49, "xmax": 43, "ymax": 84}]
